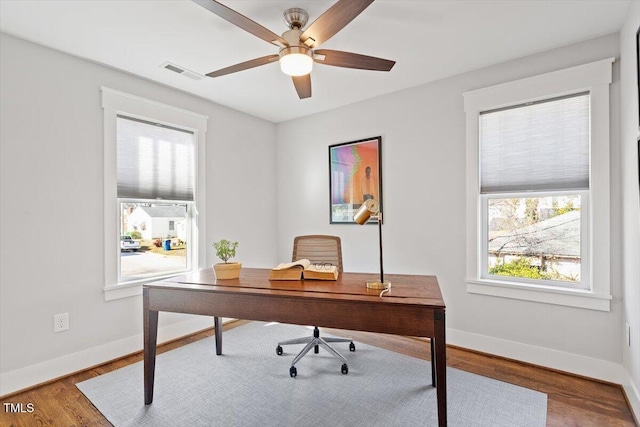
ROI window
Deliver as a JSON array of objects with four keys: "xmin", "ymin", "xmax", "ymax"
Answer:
[
  {"xmin": 117, "ymin": 116, "xmax": 193, "ymax": 282},
  {"xmin": 463, "ymin": 58, "xmax": 613, "ymax": 311},
  {"xmin": 102, "ymin": 88, "xmax": 208, "ymax": 300},
  {"xmin": 480, "ymin": 93, "xmax": 589, "ymax": 289}
]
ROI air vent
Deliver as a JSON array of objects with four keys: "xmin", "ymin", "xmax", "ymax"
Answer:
[
  {"xmin": 164, "ymin": 63, "xmax": 184, "ymax": 73},
  {"xmin": 160, "ymin": 62, "xmax": 203, "ymax": 81}
]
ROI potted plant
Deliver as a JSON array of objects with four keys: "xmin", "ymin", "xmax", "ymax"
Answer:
[{"xmin": 212, "ymin": 239, "xmax": 241, "ymax": 279}]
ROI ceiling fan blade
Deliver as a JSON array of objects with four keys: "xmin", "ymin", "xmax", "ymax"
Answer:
[
  {"xmin": 300, "ymin": 0, "xmax": 374, "ymax": 48},
  {"xmin": 206, "ymin": 54, "xmax": 279, "ymax": 78},
  {"xmin": 292, "ymin": 75, "xmax": 312, "ymax": 99},
  {"xmin": 192, "ymin": 0, "xmax": 288, "ymax": 47},
  {"xmin": 314, "ymin": 49, "xmax": 395, "ymax": 71}
]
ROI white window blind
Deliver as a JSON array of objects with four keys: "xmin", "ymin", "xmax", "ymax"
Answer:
[
  {"xmin": 480, "ymin": 92, "xmax": 590, "ymax": 194},
  {"xmin": 117, "ymin": 115, "xmax": 195, "ymax": 201}
]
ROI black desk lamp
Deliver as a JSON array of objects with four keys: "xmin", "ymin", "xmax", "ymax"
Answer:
[{"xmin": 354, "ymin": 199, "xmax": 391, "ymax": 291}]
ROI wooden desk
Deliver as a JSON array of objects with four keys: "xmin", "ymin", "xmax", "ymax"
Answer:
[{"xmin": 143, "ymin": 268, "xmax": 447, "ymax": 426}]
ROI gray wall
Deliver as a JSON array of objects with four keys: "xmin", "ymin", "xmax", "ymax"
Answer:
[
  {"xmin": 276, "ymin": 33, "xmax": 623, "ymax": 380},
  {"xmin": 0, "ymin": 33, "xmax": 278, "ymax": 392},
  {"xmin": 619, "ymin": 0, "xmax": 640, "ymax": 416}
]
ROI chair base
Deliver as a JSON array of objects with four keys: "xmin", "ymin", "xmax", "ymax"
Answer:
[{"xmin": 276, "ymin": 327, "xmax": 355, "ymax": 375}]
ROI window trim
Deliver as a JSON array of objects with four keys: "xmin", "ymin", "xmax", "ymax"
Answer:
[
  {"xmin": 463, "ymin": 58, "xmax": 614, "ymax": 311},
  {"xmin": 102, "ymin": 87, "xmax": 208, "ymax": 301}
]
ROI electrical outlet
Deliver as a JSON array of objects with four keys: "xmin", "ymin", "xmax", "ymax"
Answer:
[
  {"xmin": 626, "ymin": 323, "xmax": 631, "ymax": 347},
  {"xmin": 54, "ymin": 313, "xmax": 69, "ymax": 333}
]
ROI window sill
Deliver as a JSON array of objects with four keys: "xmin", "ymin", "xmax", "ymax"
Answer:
[
  {"xmin": 104, "ymin": 272, "xmax": 187, "ymax": 301},
  {"xmin": 466, "ymin": 278, "xmax": 611, "ymax": 311}
]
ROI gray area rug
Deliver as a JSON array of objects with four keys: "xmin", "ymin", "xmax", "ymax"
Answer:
[{"xmin": 77, "ymin": 322, "xmax": 546, "ymax": 426}]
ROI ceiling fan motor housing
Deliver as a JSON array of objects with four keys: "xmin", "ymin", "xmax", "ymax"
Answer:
[
  {"xmin": 283, "ymin": 28, "xmax": 304, "ymax": 47},
  {"xmin": 279, "ymin": 45, "xmax": 313, "ymax": 60}
]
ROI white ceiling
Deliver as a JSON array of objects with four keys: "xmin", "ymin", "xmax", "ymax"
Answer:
[{"xmin": 0, "ymin": 0, "xmax": 632, "ymax": 123}]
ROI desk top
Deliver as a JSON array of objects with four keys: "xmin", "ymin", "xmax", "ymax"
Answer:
[{"xmin": 145, "ymin": 268, "xmax": 445, "ymax": 309}]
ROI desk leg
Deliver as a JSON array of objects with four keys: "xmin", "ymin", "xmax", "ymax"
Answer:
[
  {"xmin": 214, "ymin": 316, "xmax": 222, "ymax": 355},
  {"xmin": 430, "ymin": 338, "xmax": 436, "ymax": 387},
  {"xmin": 143, "ymin": 289, "xmax": 158, "ymax": 405},
  {"xmin": 435, "ymin": 310, "xmax": 447, "ymax": 427}
]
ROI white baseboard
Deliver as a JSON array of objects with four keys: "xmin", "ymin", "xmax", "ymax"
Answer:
[
  {"xmin": 0, "ymin": 316, "xmax": 232, "ymax": 397},
  {"xmin": 622, "ymin": 370, "xmax": 640, "ymax": 424},
  {"xmin": 447, "ymin": 327, "xmax": 624, "ymax": 383}
]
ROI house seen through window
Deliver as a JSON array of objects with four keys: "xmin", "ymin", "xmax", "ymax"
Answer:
[
  {"xmin": 487, "ymin": 195, "xmax": 581, "ymax": 283},
  {"xmin": 120, "ymin": 202, "xmax": 189, "ymax": 282}
]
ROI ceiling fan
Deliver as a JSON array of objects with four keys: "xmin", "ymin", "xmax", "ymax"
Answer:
[{"xmin": 192, "ymin": 0, "xmax": 396, "ymax": 99}]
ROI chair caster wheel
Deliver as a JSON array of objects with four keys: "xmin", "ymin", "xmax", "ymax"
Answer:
[
  {"xmin": 276, "ymin": 345, "xmax": 283, "ymax": 356},
  {"xmin": 341, "ymin": 364, "xmax": 348, "ymax": 375},
  {"xmin": 349, "ymin": 342, "xmax": 355, "ymax": 352},
  {"xmin": 290, "ymin": 366, "xmax": 297, "ymax": 378}
]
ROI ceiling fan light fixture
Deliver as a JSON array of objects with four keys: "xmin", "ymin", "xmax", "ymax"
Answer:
[{"xmin": 279, "ymin": 46, "xmax": 313, "ymax": 76}]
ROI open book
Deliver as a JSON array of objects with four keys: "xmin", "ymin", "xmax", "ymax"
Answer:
[{"xmin": 269, "ymin": 258, "xmax": 338, "ymax": 281}]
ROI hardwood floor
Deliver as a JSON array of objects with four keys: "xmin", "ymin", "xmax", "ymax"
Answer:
[
  {"xmin": 330, "ymin": 329, "xmax": 638, "ymax": 427},
  {"xmin": 1, "ymin": 320, "xmax": 637, "ymax": 427}
]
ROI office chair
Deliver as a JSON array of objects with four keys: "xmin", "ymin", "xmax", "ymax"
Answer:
[{"xmin": 276, "ymin": 235, "xmax": 355, "ymax": 377}]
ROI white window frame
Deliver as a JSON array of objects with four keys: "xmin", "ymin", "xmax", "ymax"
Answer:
[
  {"xmin": 102, "ymin": 87, "xmax": 208, "ymax": 301},
  {"xmin": 463, "ymin": 58, "xmax": 614, "ymax": 311}
]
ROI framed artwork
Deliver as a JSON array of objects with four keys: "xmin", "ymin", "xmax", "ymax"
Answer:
[{"xmin": 329, "ymin": 136, "xmax": 382, "ymax": 224}]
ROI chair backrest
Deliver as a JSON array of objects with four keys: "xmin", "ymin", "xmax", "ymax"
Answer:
[{"xmin": 292, "ymin": 235, "xmax": 343, "ymax": 273}]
